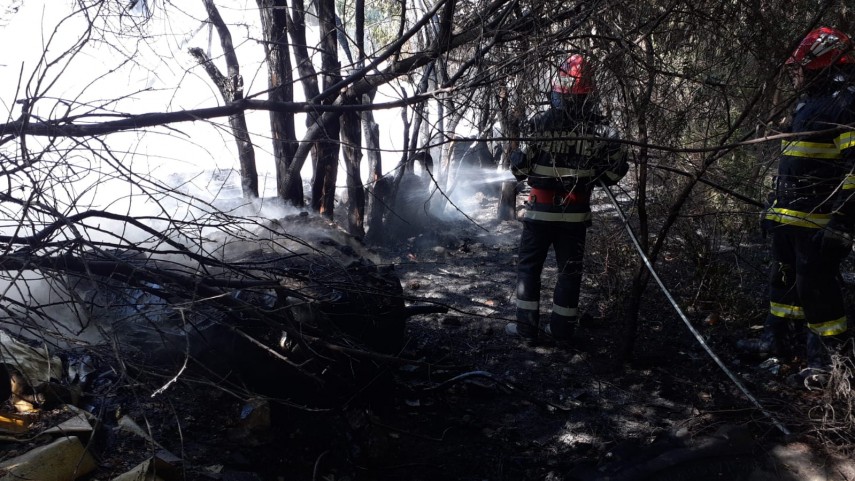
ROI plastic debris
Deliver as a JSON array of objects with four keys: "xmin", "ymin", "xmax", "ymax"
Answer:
[
  {"xmin": 118, "ymin": 415, "xmax": 166, "ymax": 450},
  {"xmin": 43, "ymin": 412, "xmax": 94, "ymax": 436},
  {"xmin": 228, "ymin": 397, "xmax": 271, "ymax": 445},
  {"xmin": 758, "ymin": 357, "xmax": 781, "ymax": 375},
  {"xmin": 0, "ymin": 412, "xmax": 31, "ymax": 434},
  {"xmin": 0, "ymin": 436, "xmax": 97, "ymax": 481},
  {"xmin": 0, "ymin": 330, "xmax": 63, "ymax": 389},
  {"xmin": 110, "ymin": 457, "xmax": 181, "ymax": 481}
]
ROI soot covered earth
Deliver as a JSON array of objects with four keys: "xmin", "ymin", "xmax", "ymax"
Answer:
[{"xmin": 3, "ymin": 187, "xmax": 855, "ymax": 481}]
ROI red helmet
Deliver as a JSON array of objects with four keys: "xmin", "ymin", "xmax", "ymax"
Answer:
[
  {"xmin": 786, "ymin": 27, "xmax": 855, "ymax": 70},
  {"xmin": 553, "ymin": 54, "xmax": 595, "ymax": 95}
]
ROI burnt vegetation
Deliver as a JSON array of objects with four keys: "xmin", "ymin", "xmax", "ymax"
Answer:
[{"xmin": 1, "ymin": 0, "xmax": 855, "ymax": 480}]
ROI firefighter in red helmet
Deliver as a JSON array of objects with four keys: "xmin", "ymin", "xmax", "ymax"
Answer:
[
  {"xmin": 738, "ymin": 27, "xmax": 855, "ymax": 387},
  {"xmin": 505, "ymin": 54, "xmax": 629, "ymax": 344}
]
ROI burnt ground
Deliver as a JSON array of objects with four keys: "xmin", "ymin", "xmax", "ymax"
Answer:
[
  {"xmin": 351, "ymin": 190, "xmax": 855, "ymax": 481},
  {"xmin": 4, "ymin": 187, "xmax": 855, "ymax": 481}
]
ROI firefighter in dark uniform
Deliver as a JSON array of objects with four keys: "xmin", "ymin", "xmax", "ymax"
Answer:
[
  {"xmin": 738, "ymin": 27, "xmax": 855, "ymax": 386},
  {"xmin": 505, "ymin": 54, "xmax": 629, "ymax": 344}
]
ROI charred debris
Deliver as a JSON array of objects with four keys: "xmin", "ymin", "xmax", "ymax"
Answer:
[{"xmin": 0, "ymin": 212, "xmax": 446, "ymax": 479}]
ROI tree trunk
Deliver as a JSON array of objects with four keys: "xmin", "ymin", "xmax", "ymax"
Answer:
[
  {"xmin": 406, "ymin": 63, "xmax": 434, "ymax": 162},
  {"xmin": 429, "ymin": 59, "xmax": 467, "ymax": 215},
  {"xmin": 194, "ymin": 0, "xmax": 258, "ymax": 199},
  {"xmin": 619, "ymin": 37, "xmax": 654, "ymax": 362},
  {"xmin": 257, "ymin": 0, "xmax": 301, "ymax": 205},
  {"xmin": 311, "ymin": 0, "xmax": 341, "ymax": 218},
  {"xmin": 496, "ymin": 83, "xmax": 522, "ymax": 221},
  {"xmin": 394, "ymin": 89, "xmax": 412, "ymax": 189},
  {"xmin": 434, "ymin": 112, "xmax": 461, "ymax": 213},
  {"xmin": 341, "ymin": 106, "xmax": 364, "ymax": 237},
  {"xmin": 276, "ymin": 0, "xmax": 322, "ymax": 206},
  {"xmin": 363, "ymin": 88, "xmax": 385, "ymax": 245},
  {"xmin": 341, "ymin": 0, "xmax": 365, "ymax": 237},
  {"xmin": 287, "ymin": 0, "xmax": 320, "ymax": 100}
]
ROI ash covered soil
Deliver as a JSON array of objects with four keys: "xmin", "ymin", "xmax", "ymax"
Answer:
[
  {"xmin": 315, "ymin": 188, "xmax": 855, "ymax": 481},
  {"xmin": 5, "ymin": 189, "xmax": 855, "ymax": 481}
]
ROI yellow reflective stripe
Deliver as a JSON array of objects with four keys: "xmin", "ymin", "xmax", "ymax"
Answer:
[
  {"xmin": 516, "ymin": 299, "xmax": 539, "ymax": 311},
  {"xmin": 836, "ymin": 131, "xmax": 855, "ymax": 150},
  {"xmin": 770, "ymin": 301, "xmax": 805, "ymax": 319},
  {"xmin": 525, "ymin": 211, "xmax": 592, "ymax": 222},
  {"xmin": 781, "ymin": 140, "xmax": 840, "ymax": 159},
  {"xmin": 531, "ymin": 164, "xmax": 596, "ymax": 177},
  {"xmin": 552, "ymin": 305, "xmax": 578, "ymax": 317},
  {"xmin": 808, "ymin": 316, "xmax": 848, "ymax": 336},
  {"xmin": 843, "ymin": 174, "xmax": 855, "ymax": 190},
  {"xmin": 764, "ymin": 207, "xmax": 831, "ymax": 228}
]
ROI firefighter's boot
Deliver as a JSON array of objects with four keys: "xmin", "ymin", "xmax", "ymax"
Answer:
[
  {"xmin": 787, "ymin": 332, "xmax": 848, "ymax": 390},
  {"xmin": 547, "ymin": 312, "xmax": 576, "ymax": 345},
  {"xmin": 736, "ymin": 316, "xmax": 789, "ymax": 359},
  {"xmin": 806, "ymin": 331, "xmax": 848, "ymax": 371},
  {"xmin": 507, "ymin": 307, "xmax": 538, "ymax": 345}
]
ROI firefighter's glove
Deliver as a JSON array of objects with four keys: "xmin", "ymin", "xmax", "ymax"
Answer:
[{"xmin": 813, "ymin": 226, "xmax": 853, "ymax": 261}]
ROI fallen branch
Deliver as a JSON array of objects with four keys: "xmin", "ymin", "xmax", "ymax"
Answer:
[{"xmin": 421, "ymin": 370, "xmax": 581, "ymax": 412}]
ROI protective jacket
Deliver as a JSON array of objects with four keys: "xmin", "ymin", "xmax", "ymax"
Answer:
[
  {"xmin": 512, "ymin": 104, "xmax": 628, "ymax": 224},
  {"xmin": 765, "ymin": 86, "xmax": 855, "ymax": 233},
  {"xmin": 761, "ymin": 84, "xmax": 855, "ymax": 357}
]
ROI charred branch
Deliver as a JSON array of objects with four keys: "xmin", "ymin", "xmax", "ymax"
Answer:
[{"xmin": 0, "ymin": 97, "xmax": 434, "ymax": 141}]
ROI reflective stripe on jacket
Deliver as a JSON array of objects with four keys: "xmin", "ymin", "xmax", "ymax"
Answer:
[
  {"xmin": 515, "ymin": 105, "xmax": 628, "ymax": 224},
  {"xmin": 769, "ymin": 88, "xmax": 855, "ymax": 231},
  {"xmin": 764, "ymin": 206, "xmax": 831, "ymax": 229}
]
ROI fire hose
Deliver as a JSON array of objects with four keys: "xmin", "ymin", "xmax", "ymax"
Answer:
[{"xmin": 598, "ymin": 180, "xmax": 791, "ymax": 437}]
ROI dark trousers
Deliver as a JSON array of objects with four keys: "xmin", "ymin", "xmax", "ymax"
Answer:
[
  {"xmin": 515, "ymin": 221, "xmax": 587, "ymax": 338},
  {"xmin": 765, "ymin": 226, "xmax": 847, "ymax": 367}
]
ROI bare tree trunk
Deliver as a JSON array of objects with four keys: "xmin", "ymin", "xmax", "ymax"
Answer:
[
  {"xmin": 192, "ymin": 0, "xmax": 258, "ymax": 199},
  {"xmin": 363, "ymin": 88, "xmax": 385, "ymax": 244},
  {"xmin": 276, "ymin": 0, "xmax": 322, "ymax": 206},
  {"xmin": 257, "ymin": 0, "xmax": 302, "ymax": 205},
  {"xmin": 620, "ymin": 37, "xmax": 655, "ymax": 362},
  {"xmin": 405, "ymin": 6, "xmax": 434, "ymax": 166},
  {"xmin": 311, "ymin": 0, "xmax": 341, "ymax": 218},
  {"xmin": 394, "ymin": 89, "xmax": 412, "ymax": 187},
  {"xmin": 430, "ymin": 61, "xmax": 459, "ymax": 214},
  {"xmin": 341, "ymin": 0, "xmax": 365, "ymax": 237},
  {"xmin": 496, "ymin": 85, "xmax": 523, "ymax": 221},
  {"xmin": 433, "ymin": 112, "xmax": 462, "ymax": 213},
  {"xmin": 406, "ymin": 63, "xmax": 434, "ymax": 161},
  {"xmin": 341, "ymin": 106, "xmax": 364, "ymax": 237},
  {"xmin": 287, "ymin": 0, "xmax": 320, "ymax": 100}
]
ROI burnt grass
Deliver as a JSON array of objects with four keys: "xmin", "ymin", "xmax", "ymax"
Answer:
[{"xmin": 17, "ymin": 190, "xmax": 855, "ymax": 481}]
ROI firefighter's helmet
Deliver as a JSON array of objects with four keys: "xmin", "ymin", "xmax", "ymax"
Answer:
[
  {"xmin": 552, "ymin": 54, "xmax": 595, "ymax": 95},
  {"xmin": 786, "ymin": 27, "xmax": 855, "ymax": 70}
]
